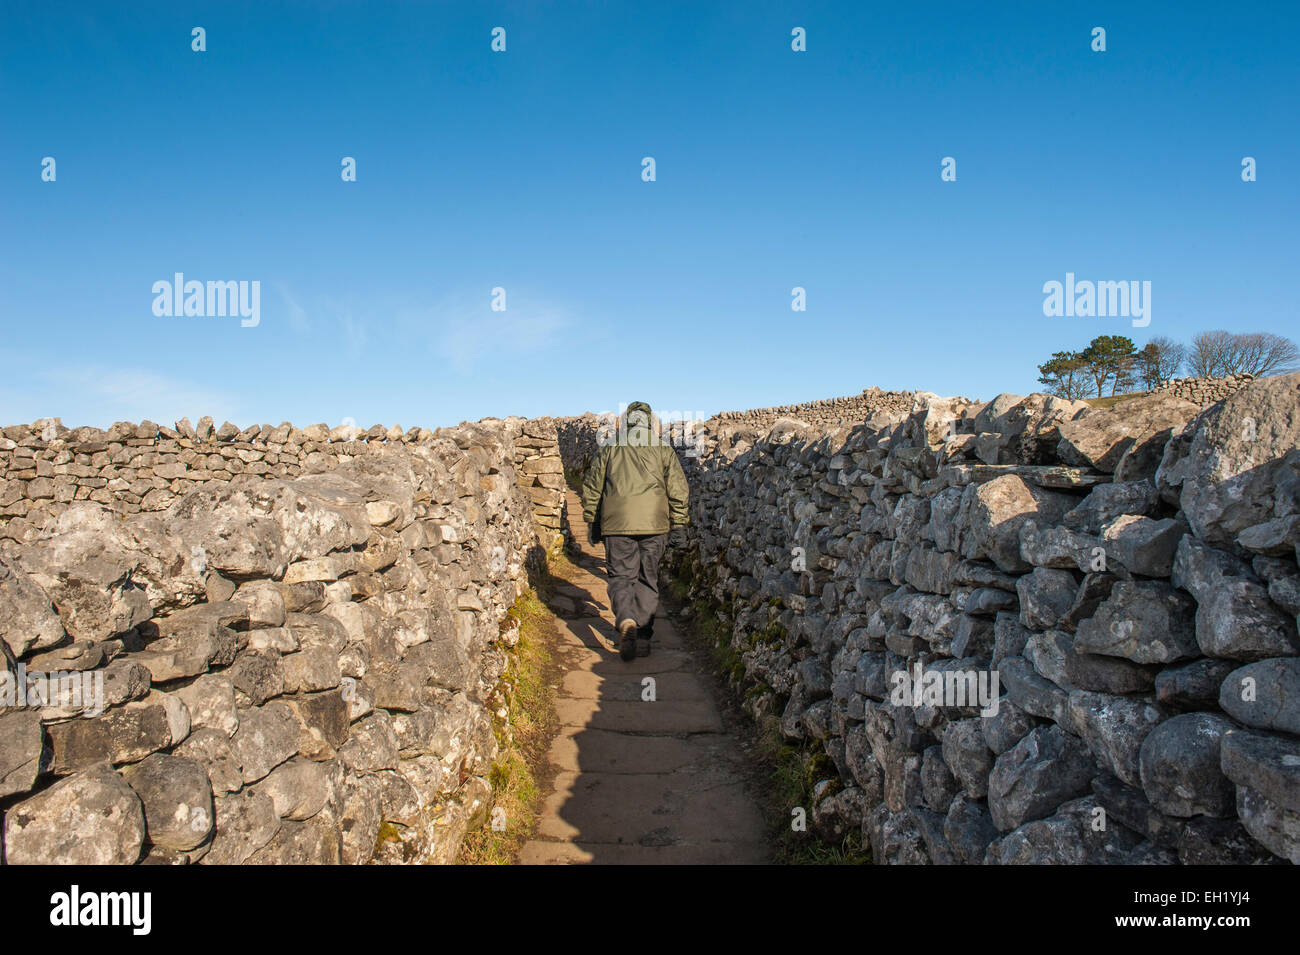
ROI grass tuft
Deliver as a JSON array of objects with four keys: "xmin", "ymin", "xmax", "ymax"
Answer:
[{"xmin": 456, "ymin": 573, "xmax": 562, "ymax": 864}]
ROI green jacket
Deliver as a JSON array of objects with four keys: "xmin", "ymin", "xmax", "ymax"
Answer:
[{"xmin": 581, "ymin": 401, "xmax": 690, "ymax": 536}]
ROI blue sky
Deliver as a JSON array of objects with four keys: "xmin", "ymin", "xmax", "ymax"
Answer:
[{"xmin": 2, "ymin": 1, "xmax": 1297, "ymax": 429}]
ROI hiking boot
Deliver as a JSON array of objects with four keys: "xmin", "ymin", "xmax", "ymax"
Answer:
[{"xmin": 617, "ymin": 619, "xmax": 638, "ymax": 661}]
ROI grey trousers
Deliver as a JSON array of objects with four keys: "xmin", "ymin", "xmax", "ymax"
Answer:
[{"xmin": 604, "ymin": 533, "xmax": 668, "ymax": 634}]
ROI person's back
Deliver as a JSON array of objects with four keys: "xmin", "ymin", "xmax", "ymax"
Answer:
[{"xmin": 581, "ymin": 401, "xmax": 689, "ymax": 660}]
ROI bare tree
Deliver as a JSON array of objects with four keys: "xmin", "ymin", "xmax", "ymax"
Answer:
[
  {"xmin": 1233, "ymin": 332, "xmax": 1300, "ymax": 376},
  {"xmin": 1188, "ymin": 330, "xmax": 1235, "ymax": 377},
  {"xmin": 1138, "ymin": 337, "xmax": 1187, "ymax": 388},
  {"xmin": 1189, "ymin": 330, "xmax": 1298, "ymax": 378}
]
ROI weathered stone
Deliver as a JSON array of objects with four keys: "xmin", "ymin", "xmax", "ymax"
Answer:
[
  {"xmin": 133, "ymin": 601, "xmax": 244, "ymax": 682},
  {"xmin": 1155, "ymin": 658, "xmax": 1238, "ymax": 711},
  {"xmin": 1138, "ymin": 712, "xmax": 1236, "ymax": 818},
  {"xmin": 1177, "ymin": 814, "xmax": 1285, "ymax": 865},
  {"xmin": 282, "ymin": 646, "xmax": 342, "ymax": 694},
  {"xmin": 232, "ymin": 579, "xmax": 286, "ymax": 628},
  {"xmin": 4, "ymin": 764, "xmax": 145, "ymax": 864},
  {"xmin": 813, "ymin": 784, "xmax": 867, "ymax": 840},
  {"xmin": 163, "ymin": 484, "xmax": 289, "ymax": 579},
  {"xmin": 0, "ymin": 555, "xmax": 64, "ymax": 657},
  {"xmin": 1057, "ymin": 393, "xmax": 1198, "ymax": 474},
  {"xmin": 1057, "ymin": 572, "xmax": 1118, "ymax": 633},
  {"xmin": 1024, "ymin": 630, "xmax": 1074, "ymax": 688},
  {"xmin": 246, "ymin": 813, "xmax": 343, "ymax": 864},
  {"xmin": 18, "ymin": 553, "xmax": 152, "ymax": 643},
  {"xmin": 950, "ymin": 614, "xmax": 994, "ymax": 659},
  {"xmin": 1220, "ymin": 727, "xmax": 1300, "ymax": 814},
  {"xmin": 1064, "ymin": 644, "xmax": 1158, "ymax": 694},
  {"xmin": 987, "ymin": 795, "xmax": 1142, "ymax": 864},
  {"xmin": 282, "ymin": 582, "xmax": 328, "ymax": 614},
  {"xmin": 286, "ymin": 612, "xmax": 348, "ymax": 654},
  {"xmin": 1017, "ymin": 567, "xmax": 1078, "ymax": 630},
  {"xmin": 1065, "ymin": 690, "xmax": 1165, "ymax": 788},
  {"xmin": 171, "ymin": 673, "xmax": 238, "ymax": 737},
  {"xmin": 229, "ymin": 649, "xmax": 285, "ymax": 706},
  {"xmin": 920, "ymin": 745, "xmax": 959, "ymax": 813},
  {"xmin": 866, "ymin": 804, "xmax": 930, "ymax": 865},
  {"xmin": 174, "ymin": 727, "xmax": 243, "ymax": 794},
  {"xmin": 1173, "ymin": 536, "xmax": 1298, "ymax": 660},
  {"xmin": 1091, "ymin": 773, "xmax": 1185, "ymax": 848},
  {"xmin": 987, "ymin": 725, "xmax": 1094, "ymax": 831},
  {"xmin": 101, "ymin": 659, "xmax": 153, "ymax": 707},
  {"xmin": 1234, "ymin": 785, "xmax": 1299, "ymax": 863},
  {"xmin": 283, "ymin": 689, "xmax": 350, "ymax": 759},
  {"xmin": 340, "ymin": 772, "xmax": 383, "ymax": 864},
  {"xmin": 1218, "ymin": 657, "xmax": 1300, "ymax": 735},
  {"xmin": 253, "ymin": 755, "xmax": 332, "ymax": 820},
  {"xmin": 966, "ymin": 475, "xmax": 1075, "ymax": 573},
  {"xmin": 205, "ymin": 788, "xmax": 280, "ymax": 865},
  {"xmin": 338, "ymin": 710, "xmax": 400, "ymax": 773},
  {"xmin": 1018, "ymin": 521, "xmax": 1106, "ymax": 572},
  {"xmin": 0, "ymin": 709, "xmax": 46, "ymax": 797},
  {"xmin": 980, "ymin": 696, "xmax": 1038, "ymax": 755},
  {"xmin": 1178, "ymin": 373, "xmax": 1300, "ymax": 550},
  {"xmin": 943, "ymin": 792, "xmax": 1000, "ymax": 864},
  {"xmin": 998, "ymin": 656, "xmax": 1068, "ymax": 724},
  {"xmin": 121, "ymin": 753, "xmax": 214, "ymax": 850},
  {"xmin": 1073, "ymin": 580, "xmax": 1199, "ymax": 664},
  {"xmin": 229, "ymin": 703, "xmax": 300, "ymax": 783},
  {"xmin": 46, "ymin": 690, "xmax": 189, "ymax": 772},
  {"xmin": 941, "ymin": 719, "xmax": 995, "ymax": 799},
  {"xmin": 992, "ymin": 612, "xmax": 1031, "ymax": 665},
  {"xmin": 1101, "ymin": 515, "xmax": 1186, "ymax": 578},
  {"xmin": 1063, "ymin": 480, "xmax": 1161, "ymax": 535}
]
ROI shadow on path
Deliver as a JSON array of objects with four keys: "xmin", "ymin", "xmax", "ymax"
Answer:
[{"xmin": 517, "ymin": 488, "xmax": 770, "ymax": 864}]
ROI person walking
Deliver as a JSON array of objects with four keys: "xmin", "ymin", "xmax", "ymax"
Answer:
[{"xmin": 581, "ymin": 401, "xmax": 690, "ymax": 661}]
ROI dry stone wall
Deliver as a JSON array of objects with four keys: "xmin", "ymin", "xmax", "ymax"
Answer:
[
  {"xmin": 509, "ymin": 418, "xmax": 566, "ymax": 551},
  {"xmin": 0, "ymin": 415, "xmax": 564, "ymax": 550},
  {"xmin": 712, "ymin": 386, "xmax": 917, "ymax": 432},
  {"xmin": 1147, "ymin": 373, "xmax": 1256, "ymax": 407},
  {"xmin": 0, "ymin": 415, "xmax": 562, "ymax": 865},
  {"xmin": 650, "ymin": 377, "xmax": 1300, "ymax": 864}
]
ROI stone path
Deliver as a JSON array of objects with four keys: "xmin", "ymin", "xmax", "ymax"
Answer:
[{"xmin": 518, "ymin": 488, "xmax": 770, "ymax": 864}]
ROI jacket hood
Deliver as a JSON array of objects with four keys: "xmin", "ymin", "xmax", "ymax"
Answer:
[
  {"xmin": 613, "ymin": 401, "xmax": 661, "ymax": 443},
  {"xmin": 623, "ymin": 401, "xmax": 653, "ymax": 427}
]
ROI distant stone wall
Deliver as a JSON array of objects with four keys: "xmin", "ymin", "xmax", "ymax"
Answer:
[
  {"xmin": 1148, "ymin": 374, "xmax": 1256, "ymax": 407},
  {"xmin": 653, "ymin": 379, "xmax": 1299, "ymax": 864},
  {"xmin": 508, "ymin": 418, "xmax": 565, "ymax": 550},
  {"xmin": 552, "ymin": 414, "xmax": 602, "ymax": 482},
  {"xmin": 711, "ymin": 386, "xmax": 917, "ymax": 432},
  {"xmin": 0, "ymin": 415, "xmax": 562, "ymax": 865},
  {"xmin": 0, "ymin": 415, "xmax": 564, "ymax": 552}
]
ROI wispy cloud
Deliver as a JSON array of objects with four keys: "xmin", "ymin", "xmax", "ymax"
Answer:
[
  {"xmin": 398, "ymin": 290, "xmax": 571, "ymax": 373},
  {"xmin": 38, "ymin": 363, "xmax": 240, "ymax": 427},
  {"xmin": 341, "ymin": 311, "xmax": 368, "ymax": 352},
  {"xmin": 274, "ymin": 283, "xmax": 311, "ymax": 333}
]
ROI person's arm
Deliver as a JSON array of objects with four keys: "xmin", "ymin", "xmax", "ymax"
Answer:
[
  {"xmin": 665, "ymin": 447, "xmax": 689, "ymax": 527},
  {"xmin": 581, "ymin": 446, "xmax": 609, "ymax": 526}
]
